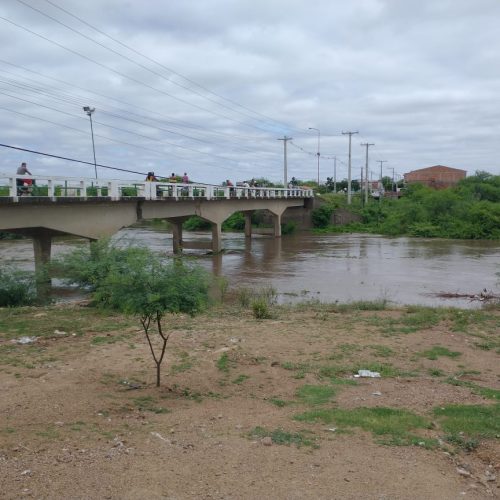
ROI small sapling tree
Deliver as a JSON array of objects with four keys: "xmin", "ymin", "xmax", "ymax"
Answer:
[
  {"xmin": 56, "ymin": 241, "xmax": 210, "ymax": 386},
  {"xmin": 97, "ymin": 256, "xmax": 210, "ymax": 387}
]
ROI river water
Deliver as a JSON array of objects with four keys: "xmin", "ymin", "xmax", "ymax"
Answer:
[{"xmin": 1, "ymin": 227, "xmax": 499, "ymax": 308}]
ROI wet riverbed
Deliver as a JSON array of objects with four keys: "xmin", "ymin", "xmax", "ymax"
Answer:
[{"xmin": 1, "ymin": 228, "xmax": 499, "ymax": 308}]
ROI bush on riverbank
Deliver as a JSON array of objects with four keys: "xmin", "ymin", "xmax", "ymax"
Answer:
[
  {"xmin": 315, "ymin": 171, "xmax": 500, "ymax": 239},
  {"xmin": 0, "ymin": 267, "xmax": 37, "ymax": 306}
]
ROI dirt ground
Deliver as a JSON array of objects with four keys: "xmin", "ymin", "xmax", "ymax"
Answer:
[{"xmin": 0, "ymin": 301, "xmax": 499, "ymax": 499}]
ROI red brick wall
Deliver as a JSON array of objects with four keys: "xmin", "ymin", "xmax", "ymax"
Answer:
[{"xmin": 404, "ymin": 166, "xmax": 466, "ymax": 189}]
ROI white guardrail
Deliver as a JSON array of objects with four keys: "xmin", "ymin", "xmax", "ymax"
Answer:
[{"xmin": 0, "ymin": 173, "xmax": 314, "ymax": 201}]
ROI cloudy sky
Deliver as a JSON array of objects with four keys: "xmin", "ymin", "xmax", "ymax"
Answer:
[{"xmin": 1, "ymin": 0, "xmax": 499, "ymax": 184}]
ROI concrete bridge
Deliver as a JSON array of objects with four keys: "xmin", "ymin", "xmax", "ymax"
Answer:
[{"xmin": 0, "ymin": 173, "xmax": 314, "ymax": 273}]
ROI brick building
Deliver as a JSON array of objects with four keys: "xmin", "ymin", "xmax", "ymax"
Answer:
[{"xmin": 404, "ymin": 165, "xmax": 466, "ymax": 189}]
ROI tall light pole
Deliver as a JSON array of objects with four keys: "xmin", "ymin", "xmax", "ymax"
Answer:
[
  {"xmin": 277, "ymin": 135, "xmax": 292, "ymax": 186},
  {"xmin": 342, "ymin": 131, "xmax": 359, "ymax": 204},
  {"xmin": 308, "ymin": 127, "xmax": 320, "ymax": 186},
  {"xmin": 83, "ymin": 106, "xmax": 97, "ymax": 179}
]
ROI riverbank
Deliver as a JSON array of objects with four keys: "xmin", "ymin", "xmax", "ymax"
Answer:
[{"xmin": 1, "ymin": 301, "xmax": 498, "ymax": 499}]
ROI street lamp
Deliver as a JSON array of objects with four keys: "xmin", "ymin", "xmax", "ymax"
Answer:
[
  {"xmin": 308, "ymin": 127, "xmax": 320, "ymax": 186},
  {"xmin": 83, "ymin": 106, "xmax": 97, "ymax": 179}
]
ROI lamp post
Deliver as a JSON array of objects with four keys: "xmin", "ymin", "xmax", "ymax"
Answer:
[
  {"xmin": 83, "ymin": 106, "xmax": 97, "ymax": 179},
  {"xmin": 308, "ymin": 127, "xmax": 320, "ymax": 186}
]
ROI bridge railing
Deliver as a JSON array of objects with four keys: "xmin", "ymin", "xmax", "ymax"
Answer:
[{"xmin": 0, "ymin": 173, "xmax": 314, "ymax": 201}]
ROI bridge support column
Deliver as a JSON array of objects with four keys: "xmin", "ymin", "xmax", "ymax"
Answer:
[
  {"xmin": 273, "ymin": 213, "xmax": 282, "ymax": 237},
  {"xmin": 170, "ymin": 220, "xmax": 183, "ymax": 254},
  {"xmin": 244, "ymin": 211, "xmax": 252, "ymax": 238},
  {"xmin": 32, "ymin": 229, "xmax": 53, "ymax": 300},
  {"xmin": 211, "ymin": 222, "xmax": 222, "ymax": 253}
]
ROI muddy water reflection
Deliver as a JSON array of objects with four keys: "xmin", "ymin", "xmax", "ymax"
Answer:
[{"xmin": 1, "ymin": 229, "xmax": 499, "ymax": 308}]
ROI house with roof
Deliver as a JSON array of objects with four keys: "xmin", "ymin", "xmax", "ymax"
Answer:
[{"xmin": 403, "ymin": 165, "xmax": 466, "ymax": 189}]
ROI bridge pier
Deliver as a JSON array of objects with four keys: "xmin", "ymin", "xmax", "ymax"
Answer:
[
  {"xmin": 244, "ymin": 211, "xmax": 252, "ymax": 238},
  {"xmin": 31, "ymin": 228, "xmax": 56, "ymax": 300},
  {"xmin": 273, "ymin": 212, "xmax": 282, "ymax": 237},
  {"xmin": 211, "ymin": 222, "xmax": 222, "ymax": 253},
  {"xmin": 168, "ymin": 219, "xmax": 184, "ymax": 254}
]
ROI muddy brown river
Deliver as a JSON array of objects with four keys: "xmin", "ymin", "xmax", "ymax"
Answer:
[{"xmin": 1, "ymin": 227, "xmax": 499, "ymax": 308}]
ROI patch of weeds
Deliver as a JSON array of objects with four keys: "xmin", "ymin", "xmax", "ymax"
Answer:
[
  {"xmin": 400, "ymin": 307, "xmax": 443, "ymax": 333},
  {"xmin": 445, "ymin": 378, "xmax": 500, "ymax": 400},
  {"xmin": 448, "ymin": 309, "xmax": 492, "ymax": 333},
  {"xmin": 281, "ymin": 361, "xmax": 312, "ymax": 379},
  {"xmin": 69, "ymin": 421, "xmax": 86, "ymax": 432},
  {"xmin": 296, "ymin": 385, "xmax": 336, "ymax": 406},
  {"xmin": 434, "ymin": 403, "xmax": 500, "ymax": 441},
  {"xmin": 132, "ymin": 396, "xmax": 170, "ymax": 413},
  {"xmin": 91, "ymin": 334, "xmax": 125, "ymax": 345},
  {"xmin": 269, "ymin": 398, "xmax": 288, "ymax": 408},
  {"xmin": 216, "ymin": 352, "xmax": 233, "ymax": 373},
  {"xmin": 249, "ymin": 426, "xmax": 317, "ymax": 448},
  {"xmin": 0, "ymin": 427, "xmax": 16, "ymax": 434},
  {"xmin": 294, "ymin": 407, "xmax": 431, "ymax": 446},
  {"xmin": 444, "ymin": 434, "xmax": 479, "ymax": 452},
  {"xmin": 177, "ymin": 387, "xmax": 203, "ymax": 402},
  {"xmin": 418, "ymin": 346, "xmax": 461, "ymax": 360},
  {"xmin": 335, "ymin": 300, "xmax": 388, "ymax": 312},
  {"xmin": 369, "ymin": 345, "xmax": 395, "ymax": 358},
  {"xmin": 473, "ymin": 341, "xmax": 495, "ymax": 351},
  {"xmin": 36, "ymin": 426, "xmax": 60, "ymax": 439},
  {"xmin": 251, "ymin": 298, "xmax": 273, "ymax": 319},
  {"xmin": 328, "ymin": 343, "xmax": 362, "ymax": 360},
  {"xmin": 428, "ymin": 368, "xmax": 445, "ymax": 377},
  {"xmin": 171, "ymin": 352, "xmax": 193, "ymax": 374},
  {"xmin": 232, "ymin": 374, "xmax": 250, "ymax": 385}
]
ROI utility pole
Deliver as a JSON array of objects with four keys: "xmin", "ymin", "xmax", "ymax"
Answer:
[
  {"xmin": 308, "ymin": 128, "xmax": 321, "ymax": 186},
  {"xmin": 83, "ymin": 106, "xmax": 97, "ymax": 179},
  {"xmin": 361, "ymin": 142, "xmax": 375, "ymax": 205},
  {"xmin": 333, "ymin": 156, "xmax": 337, "ymax": 193},
  {"xmin": 342, "ymin": 131, "xmax": 358, "ymax": 204},
  {"xmin": 389, "ymin": 167, "xmax": 395, "ymax": 192},
  {"xmin": 277, "ymin": 136, "xmax": 292, "ymax": 186}
]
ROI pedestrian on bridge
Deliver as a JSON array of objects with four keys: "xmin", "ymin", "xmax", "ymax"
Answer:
[{"xmin": 182, "ymin": 172, "xmax": 189, "ymax": 183}]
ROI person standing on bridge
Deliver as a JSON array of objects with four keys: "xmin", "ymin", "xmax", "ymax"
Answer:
[
  {"xmin": 182, "ymin": 172, "xmax": 189, "ymax": 184},
  {"xmin": 145, "ymin": 171, "xmax": 157, "ymax": 181},
  {"xmin": 169, "ymin": 172, "xmax": 177, "ymax": 183}
]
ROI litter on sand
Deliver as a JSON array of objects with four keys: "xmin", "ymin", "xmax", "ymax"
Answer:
[{"xmin": 354, "ymin": 369, "xmax": 381, "ymax": 378}]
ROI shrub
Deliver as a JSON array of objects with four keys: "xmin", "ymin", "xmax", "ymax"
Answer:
[
  {"xmin": 311, "ymin": 205, "xmax": 334, "ymax": 228},
  {"xmin": 281, "ymin": 221, "xmax": 298, "ymax": 235},
  {"xmin": 0, "ymin": 267, "xmax": 37, "ymax": 306}
]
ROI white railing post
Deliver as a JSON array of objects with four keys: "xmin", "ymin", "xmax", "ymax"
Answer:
[
  {"xmin": 9, "ymin": 176, "xmax": 16, "ymax": 198},
  {"xmin": 109, "ymin": 181, "xmax": 119, "ymax": 200}
]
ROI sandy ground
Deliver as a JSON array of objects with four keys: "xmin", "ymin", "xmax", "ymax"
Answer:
[{"xmin": 0, "ymin": 302, "xmax": 499, "ymax": 499}]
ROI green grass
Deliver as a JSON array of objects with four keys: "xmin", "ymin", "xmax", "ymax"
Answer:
[
  {"xmin": 232, "ymin": 374, "xmax": 250, "ymax": 385},
  {"xmin": 445, "ymin": 378, "xmax": 500, "ymax": 400},
  {"xmin": 296, "ymin": 385, "xmax": 336, "ymax": 406},
  {"xmin": 249, "ymin": 426, "xmax": 317, "ymax": 448},
  {"xmin": 170, "ymin": 352, "xmax": 193, "ymax": 374},
  {"xmin": 294, "ymin": 407, "xmax": 433, "ymax": 447},
  {"xmin": 216, "ymin": 352, "xmax": 230, "ymax": 372},
  {"xmin": 417, "ymin": 346, "xmax": 461, "ymax": 360},
  {"xmin": 428, "ymin": 368, "xmax": 445, "ymax": 377},
  {"xmin": 91, "ymin": 334, "xmax": 126, "ymax": 345},
  {"xmin": 434, "ymin": 403, "xmax": 500, "ymax": 439},
  {"xmin": 132, "ymin": 396, "xmax": 169, "ymax": 414},
  {"xmin": 269, "ymin": 398, "xmax": 288, "ymax": 407}
]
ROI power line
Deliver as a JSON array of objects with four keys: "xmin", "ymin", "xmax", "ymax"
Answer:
[
  {"xmin": 40, "ymin": 0, "xmax": 301, "ymax": 133},
  {"xmin": 0, "ymin": 142, "xmax": 148, "ymax": 176},
  {"xmin": 0, "ymin": 59, "xmax": 273, "ymax": 144},
  {"xmin": 0, "ymin": 14, "xmax": 279, "ymax": 134}
]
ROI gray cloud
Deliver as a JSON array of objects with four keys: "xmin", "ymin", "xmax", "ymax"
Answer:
[{"xmin": 0, "ymin": 0, "xmax": 499, "ymax": 185}]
